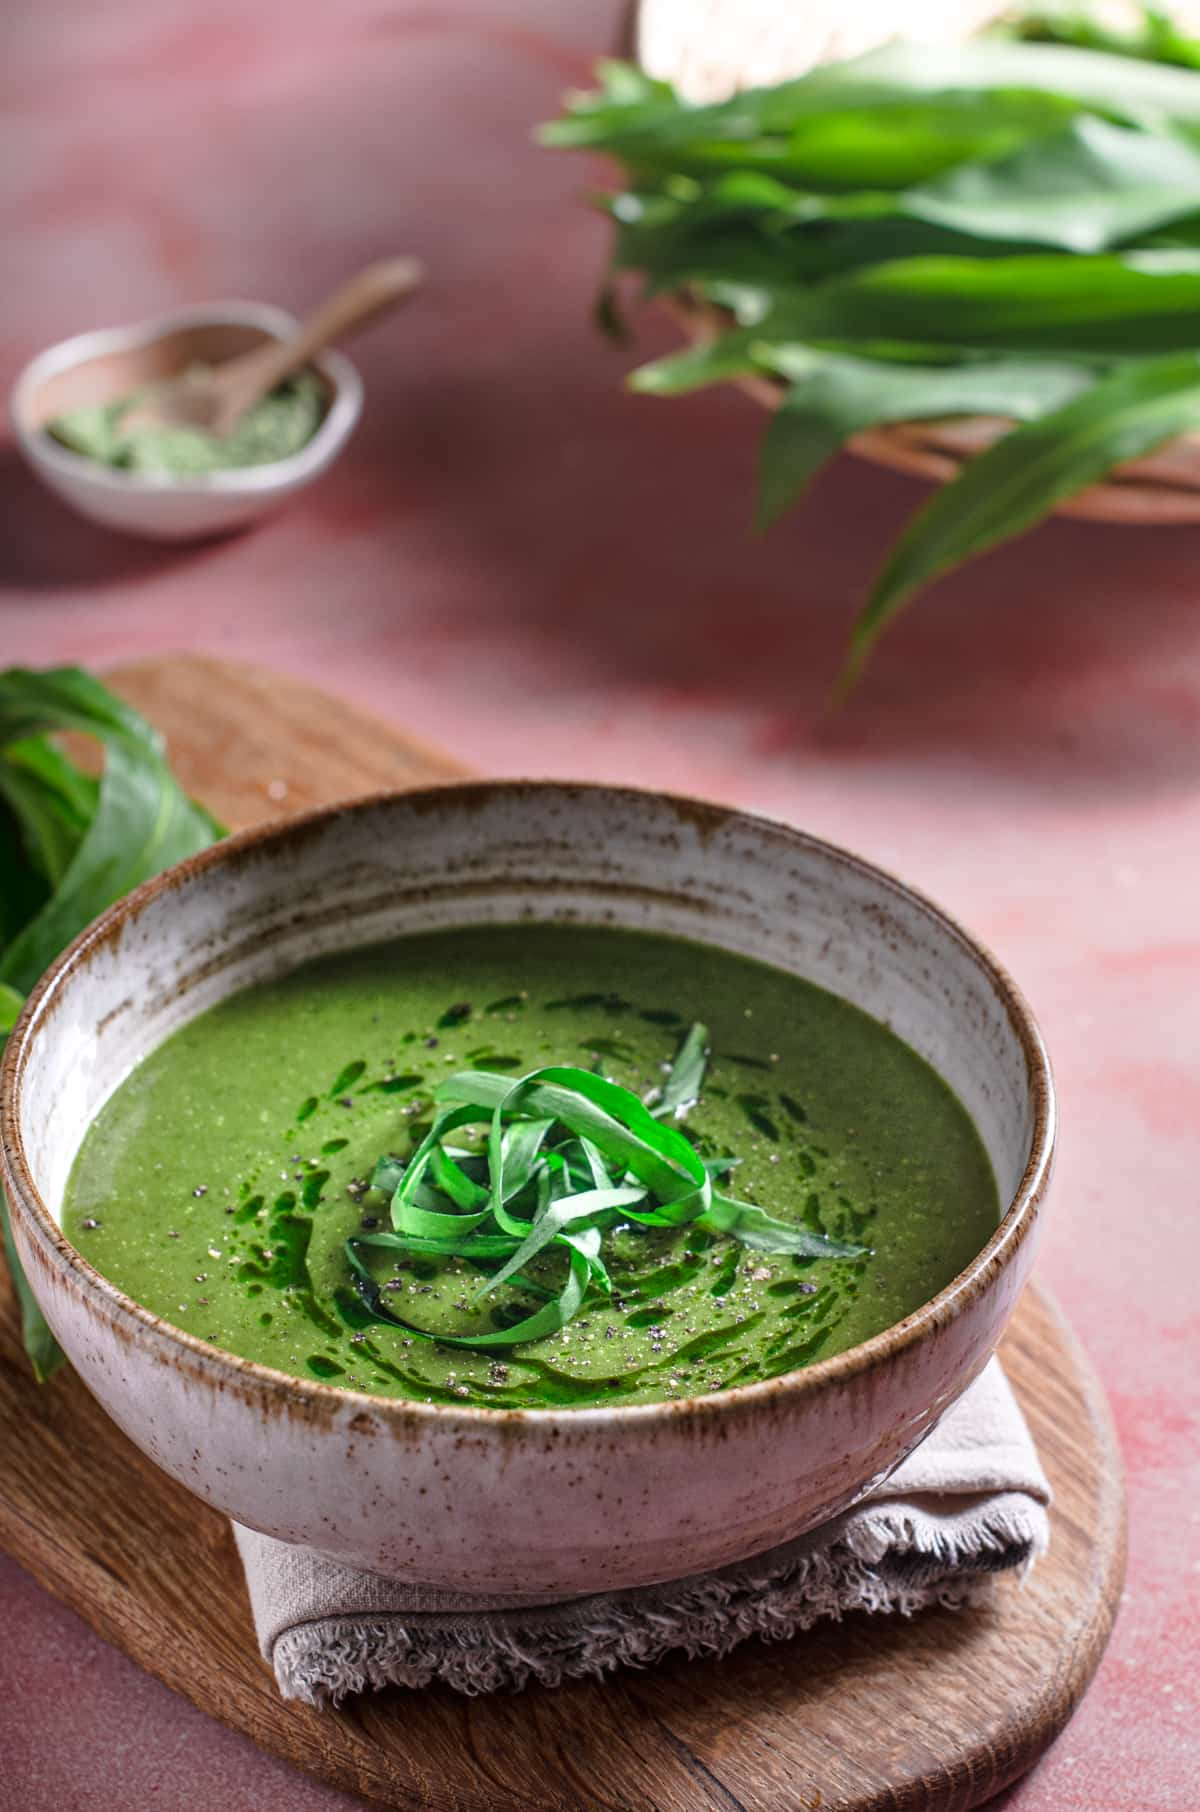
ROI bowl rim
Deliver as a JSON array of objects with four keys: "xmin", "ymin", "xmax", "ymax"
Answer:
[
  {"xmin": 8, "ymin": 299, "xmax": 363, "ymax": 498},
  {"xmin": 0, "ymin": 778, "xmax": 1056, "ymax": 1431}
]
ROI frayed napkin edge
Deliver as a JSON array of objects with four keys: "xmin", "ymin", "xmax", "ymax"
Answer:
[{"xmin": 270, "ymin": 1497, "xmax": 1048, "ymax": 1705}]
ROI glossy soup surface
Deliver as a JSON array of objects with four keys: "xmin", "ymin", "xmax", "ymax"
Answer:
[{"xmin": 64, "ymin": 925, "xmax": 999, "ymax": 1408}]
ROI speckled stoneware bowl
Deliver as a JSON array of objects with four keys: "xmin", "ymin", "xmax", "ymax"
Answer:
[{"xmin": 0, "ymin": 784, "xmax": 1055, "ymax": 1596}]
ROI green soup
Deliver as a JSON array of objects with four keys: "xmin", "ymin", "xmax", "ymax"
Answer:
[{"xmin": 63, "ymin": 925, "xmax": 998, "ymax": 1409}]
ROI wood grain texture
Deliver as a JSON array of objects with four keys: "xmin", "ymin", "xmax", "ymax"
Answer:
[
  {"xmin": 108, "ymin": 655, "xmax": 468, "ymax": 832},
  {"xmin": 0, "ymin": 656, "xmax": 1126, "ymax": 1812}
]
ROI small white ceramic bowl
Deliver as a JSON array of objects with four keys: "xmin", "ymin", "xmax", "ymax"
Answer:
[
  {"xmin": 10, "ymin": 301, "xmax": 363, "ymax": 541},
  {"xmin": 0, "ymin": 784, "xmax": 1055, "ymax": 1596}
]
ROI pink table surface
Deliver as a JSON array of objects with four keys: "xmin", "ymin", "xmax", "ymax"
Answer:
[{"xmin": 2, "ymin": 3, "xmax": 1198, "ymax": 1808}]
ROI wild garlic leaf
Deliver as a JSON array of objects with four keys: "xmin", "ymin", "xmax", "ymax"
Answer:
[
  {"xmin": 746, "ymin": 250, "xmax": 1200, "ymax": 354},
  {"xmin": 0, "ymin": 666, "xmax": 224, "ymax": 1381},
  {"xmin": 1, "ymin": 1202, "xmax": 62, "ymax": 1382},
  {"xmin": 0, "ymin": 668, "xmax": 223, "ymax": 995},
  {"xmin": 649, "ymin": 1019, "xmax": 709, "ymax": 1118},
  {"xmin": 0, "ymin": 666, "xmax": 160, "ymax": 748},
  {"xmin": 0, "ymin": 738, "xmax": 99, "ymax": 889},
  {"xmin": 628, "ymin": 247, "xmax": 1200, "ymax": 395},
  {"xmin": 0, "ymin": 973, "xmax": 61, "ymax": 1379},
  {"xmin": 0, "ymin": 803, "xmax": 49, "ymax": 953},
  {"xmin": 901, "ymin": 115, "xmax": 1200, "ymax": 252},
  {"xmin": 810, "ymin": 38, "xmax": 1200, "ymax": 121},
  {"xmin": 370, "ymin": 1154, "xmax": 406, "ymax": 1196},
  {"xmin": 0, "ymin": 983, "xmax": 22, "ymax": 1038},
  {"xmin": 475, "ymin": 1184, "xmax": 646, "ymax": 1300},
  {"xmin": 441, "ymin": 1064, "xmax": 709, "ymax": 1206},
  {"xmin": 389, "ymin": 1104, "xmax": 494, "ymax": 1240},
  {"xmin": 755, "ymin": 349, "xmax": 1091, "ymax": 526},
  {"xmin": 544, "ymin": 79, "xmax": 1086, "ymax": 188},
  {"xmin": 708, "ymin": 1193, "xmax": 866, "ymax": 1258},
  {"xmin": 348, "ymin": 1032, "xmax": 864, "ymax": 1351},
  {"xmin": 548, "ymin": 46, "xmax": 1200, "ymax": 671},
  {"xmin": 629, "ymin": 327, "xmax": 767, "ymax": 395},
  {"xmin": 613, "ymin": 117, "xmax": 1200, "ymax": 263},
  {"xmin": 495, "ymin": 1116, "xmax": 557, "ymax": 1204},
  {"xmin": 347, "ymin": 1231, "xmax": 594, "ymax": 1350},
  {"xmin": 845, "ymin": 349, "xmax": 1200, "ymax": 685},
  {"xmin": 1007, "ymin": 5, "xmax": 1200, "ymax": 70}
]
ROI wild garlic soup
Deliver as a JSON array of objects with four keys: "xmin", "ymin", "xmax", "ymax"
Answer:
[{"xmin": 64, "ymin": 924, "xmax": 998, "ymax": 1408}]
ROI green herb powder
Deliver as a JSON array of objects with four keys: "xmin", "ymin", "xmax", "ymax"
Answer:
[{"xmin": 47, "ymin": 369, "xmax": 325, "ymax": 475}]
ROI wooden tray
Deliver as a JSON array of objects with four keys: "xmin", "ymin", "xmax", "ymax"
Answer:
[
  {"xmin": 0, "ymin": 656, "xmax": 1126, "ymax": 1812},
  {"xmin": 631, "ymin": 1, "xmax": 1200, "ymax": 526}
]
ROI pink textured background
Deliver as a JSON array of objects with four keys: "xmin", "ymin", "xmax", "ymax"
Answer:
[{"xmin": 2, "ymin": 3, "xmax": 1198, "ymax": 1807}]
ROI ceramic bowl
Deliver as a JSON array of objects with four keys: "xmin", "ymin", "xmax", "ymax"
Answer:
[
  {"xmin": 9, "ymin": 301, "xmax": 362, "ymax": 541},
  {"xmin": 0, "ymin": 784, "xmax": 1055, "ymax": 1596}
]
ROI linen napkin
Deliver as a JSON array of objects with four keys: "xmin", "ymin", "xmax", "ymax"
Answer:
[{"xmin": 235, "ymin": 1357, "xmax": 1050, "ymax": 1705}]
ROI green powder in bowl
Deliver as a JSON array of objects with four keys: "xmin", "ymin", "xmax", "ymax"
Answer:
[{"xmin": 47, "ymin": 368, "xmax": 327, "ymax": 477}]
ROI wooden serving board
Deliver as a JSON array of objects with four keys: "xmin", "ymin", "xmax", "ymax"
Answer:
[{"xmin": 0, "ymin": 656, "xmax": 1126, "ymax": 1812}]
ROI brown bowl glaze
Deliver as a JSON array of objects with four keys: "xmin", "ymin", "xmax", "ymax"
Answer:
[{"xmin": 0, "ymin": 783, "xmax": 1055, "ymax": 1595}]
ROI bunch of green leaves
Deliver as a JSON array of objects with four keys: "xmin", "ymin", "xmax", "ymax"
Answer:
[
  {"xmin": 1007, "ymin": 5, "xmax": 1200, "ymax": 70},
  {"xmin": 541, "ymin": 22, "xmax": 1200, "ymax": 686},
  {"xmin": 0, "ymin": 668, "xmax": 223, "ymax": 1378},
  {"xmin": 347, "ymin": 1022, "xmax": 863, "ymax": 1348}
]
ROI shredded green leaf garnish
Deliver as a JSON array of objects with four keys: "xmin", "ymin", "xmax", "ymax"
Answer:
[{"xmin": 346, "ymin": 1022, "xmax": 866, "ymax": 1350}]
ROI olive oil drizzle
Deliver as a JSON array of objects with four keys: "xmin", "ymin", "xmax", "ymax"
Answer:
[
  {"xmin": 197, "ymin": 988, "xmax": 877, "ymax": 1406},
  {"xmin": 65, "ymin": 928, "xmax": 996, "ymax": 1413}
]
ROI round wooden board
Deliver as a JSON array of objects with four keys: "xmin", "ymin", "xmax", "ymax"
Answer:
[{"xmin": 0, "ymin": 658, "xmax": 1126, "ymax": 1812}]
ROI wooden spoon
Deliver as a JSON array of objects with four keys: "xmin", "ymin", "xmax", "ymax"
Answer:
[{"xmin": 121, "ymin": 256, "xmax": 425, "ymax": 438}]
